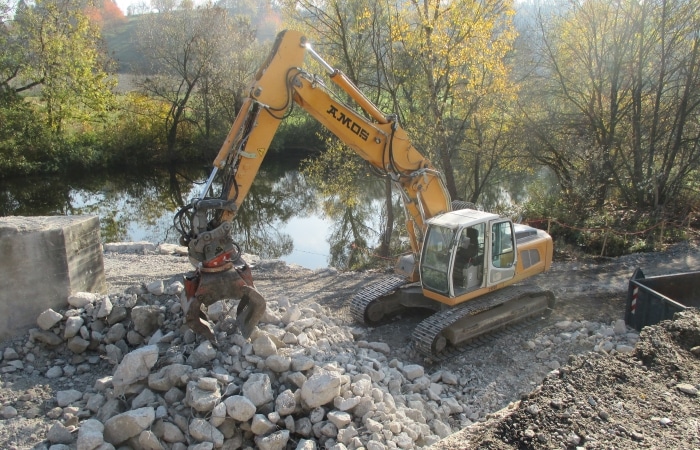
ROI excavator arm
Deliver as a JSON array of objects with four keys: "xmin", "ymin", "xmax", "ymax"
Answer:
[
  {"xmin": 198, "ymin": 29, "xmax": 451, "ymax": 265},
  {"xmin": 175, "ymin": 30, "xmax": 452, "ymax": 342},
  {"xmin": 175, "ymin": 30, "xmax": 555, "ymax": 359}
]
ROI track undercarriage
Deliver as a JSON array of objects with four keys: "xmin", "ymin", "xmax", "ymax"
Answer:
[{"xmin": 350, "ymin": 276, "xmax": 555, "ymax": 360}]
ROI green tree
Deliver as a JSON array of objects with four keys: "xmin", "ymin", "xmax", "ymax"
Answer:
[{"xmin": 12, "ymin": 0, "xmax": 115, "ymax": 133}]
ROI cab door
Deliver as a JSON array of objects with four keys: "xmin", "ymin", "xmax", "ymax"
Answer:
[{"xmin": 487, "ymin": 220, "xmax": 516, "ymax": 286}]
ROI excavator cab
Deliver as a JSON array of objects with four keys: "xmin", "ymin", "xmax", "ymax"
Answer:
[{"xmin": 419, "ymin": 210, "xmax": 519, "ymax": 299}]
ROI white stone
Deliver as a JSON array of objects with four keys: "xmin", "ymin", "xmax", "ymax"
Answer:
[
  {"xmin": 103, "ymin": 407, "xmax": 156, "ymax": 445},
  {"xmin": 251, "ymin": 414, "xmax": 276, "ymax": 435},
  {"xmin": 64, "ymin": 316, "xmax": 84, "ymax": 339},
  {"xmin": 189, "ymin": 418, "xmax": 224, "ymax": 447},
  {"xmin": 96, "ymin": 297, "xmax": 113, "ymax": 319},
  {"xmin": 148, "ymin": 363, "xmax": 191, "ymax": 391},
  {"xmin": 334, "ymin": 396, "xmax": 360, "ymax": 411},
  {"xmin": 210, "ymin": 402, "xmax": 227, "ymax": 427},
  {"xmin": 613, "ymin": 319, "xmax": 627, "ymax": 335},
  {"xmin": 281, "ymin": 306, "xmax": 302, "ymax": 325},
  {"xmin": 56, "ymin": 389, "xmax": 83, "ymax": 407},
  {"xmin": 432, "ymin": 419, "xmax": 452, "ymax": 438},
  {"xmin": 255, "ymin": 430, "xmax": 290, "ymax": 450},
  {"xmin": 131, "ymin": 388, "xmax": 156, "ymax": 409},
  {"xmin": 68, "ymin": 292, "xmax": 98, "ymax": 308},
  {"xmin": 138, "ymin": 430, "xmax": 163, "ymax": 450},
  {"xmin": 327, "ymin": 410, "xmax": 352, "ymax": 428},
  {"xmin": 296, "ymin": 439, "xmax": 317, "ymax": 450},
  {"xmin": 161, "ymin": 421, "xmax": 186, "ymax": 443},
  {"xmin": 37, "ymin": 308, "xmax": 63, "ymax": 330},
  {"xmin": 187, "ymin": 341, "xmax": 217, "ymax": 367},
  {"xmin": 242, "ymin": 373, "xmax": 274, "ymax": 407},
  {"xmin": 301, "ymin": 371, "xmax": 342, "ymax": 409},
  {"xmin": 1, "ymin": 405, "xmax": 17, "ymax": 419},
  {"xmin": 146, "ymin": 280, "xmax": 165, "ymax": 295},
  {"xmin": 291, "ymin": 356, "xmax": 315, "ymax": 372},
  {"xmin": 677, "ymin": 383, "xmax": 698, "ymax": 396},
  {"xmin": 253, "ymin": 335, "xmax": 278, "ymax": 357},
  {"xmin": 275, "ymin": 389, "xmax": 297, "ymax": 416},
  {"xmin": 266, "ymin": 355, "xmax": 291, "ymax": 372},
  {"xmin": 616, "ymin": 344, "xmax": 635, "ymax": 354},
  {"xmin": 77, "ymin": 419, "xmax": 104, "ymax": 450},
  {"xmin": 402, "ymin": 364, "xmax": 424, "ymax": 381},
  {"xmin": 186, "ymin": 380, "xmax": 221, "ymax": 412},
  {"xmin": 112, "ymin": 345, "xmax": 159, "ymax": 395},
  {"xmin": 224, "ymin": 395, "xmax": 257, "ymax": 421},
  {"xmin": 46, "ymin": 366, "xmax": 63, "ymax": 379},
  {"xmin": 367, "ymin": 342, "xmax": 391, "ymax": 354},
  {"xmin": 207, "ymin": 301, "xmax": 226, "ymax": 321},
  {"xmin": 165, "ymin": 280, "xmax": 184, "ymax": 295}
]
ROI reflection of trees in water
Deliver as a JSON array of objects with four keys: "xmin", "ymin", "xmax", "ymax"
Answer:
[
  {"xmin": 231, "ymin": 168, "xmax": 316, "ymax": 259},
  {"xmin": 323, "ymin": 177, "xmax": 388, "ymax": 270},
  {"xmin": 0, "ymin": 168, "xmax": 208, "ymax": 244},
  {"xmin": 0, "ymin": 164, "xmax": 545, "ymax": 266}
]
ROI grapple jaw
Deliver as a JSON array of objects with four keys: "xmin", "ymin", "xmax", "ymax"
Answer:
[{"xmin": 182, "ymin": 254, "xmax": 265, "ymax": 344}]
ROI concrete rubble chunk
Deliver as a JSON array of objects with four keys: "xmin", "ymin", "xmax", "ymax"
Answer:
[
  {"xmin": 255, "ymin": 429, "xmax": 290, "ymax": 450},
  {"xmin": 189, "ymin": 418, "xmax": 224, "ymax": 447},
  {"xmin": 64, "ymin": 316, "xmax": 84, "ymax": 339},
  {"xmin": 185, "ymin": 380, "xmax": 221, "ymax": 412},
  {"xmin": 146, "ymin": 280, "xmax": 165, "ymax": 295},
  {"xmin": 112, "ymin": 345, "xmax": 159, "ymax": 395},
  {"xmin": 224, "ymin": 395, "xmax": 257, "ymax": 421},
  {"xmin": 69, "ymin": 292, "xmax": 99, "ymax": 308},
  {"xmin": 253, "ymin": 334, "xmax": 278, "ymax": 357},
  {"xmin": 242, "ymin": 373, "xmax": 274, "ymax": 407},
  {"xmin": 30, "ymin": 328, "xmax": 64, "ymax": 347},
  {"xmin": 103, "ymin": 407, "xmax": 155, "ymax": 445},
  {"xmin": 187, "ymin": 341, "xmax": 217, "ymax": 367},
  {"xmin": 37, "ymin": 308, "xmax": 63, "ymax": 330},
  {"xmin": 57, "ymin": 389, "xmax": 83, "ymax": 407},
  {"xmin": 301, "ymin": 371, "xmax": 342, "ymax": 409},
  {"xmin": 402, "ymin": 364, "xmax": 425, "ymax": 381},
  {"xmin": 77, "ymin": 418, "xmax": 105, "ymax": 450},
  {"xmin": 131, "ymin": 306, "xmax": 162, "ymax": 337}
]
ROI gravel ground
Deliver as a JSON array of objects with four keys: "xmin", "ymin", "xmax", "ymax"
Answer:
[{"xmin": 0, "ymin": 241, "xmax": 698, "ymax": 449}]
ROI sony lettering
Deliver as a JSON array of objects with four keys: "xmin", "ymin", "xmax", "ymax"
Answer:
[{"xmin": 326, "ymin": 105, "xmax": 369, "ymax": 141}]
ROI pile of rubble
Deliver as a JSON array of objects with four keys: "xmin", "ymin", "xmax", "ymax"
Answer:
[{"xmin": 0, "ymin": 261, "xmax": 643, "ymax": 450}]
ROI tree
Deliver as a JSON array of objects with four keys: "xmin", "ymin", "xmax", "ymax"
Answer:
[
  {"xmin": 388, "ymin": 0, "xmax": 519, "ymax": 202},
  {"xmin": 6, "ymin": 0, "xmax": 115, "ymax": 133},
  {"xmin": 136, "ymin": 1, "xmax": 256, "ymax": 162},
  {"xmin": 283, "ymin": 0, "xmax": 398, "ymax": 258},
  {"xmin": 521, "ymin": 0, "xmax": 700, "ymax": 216}
]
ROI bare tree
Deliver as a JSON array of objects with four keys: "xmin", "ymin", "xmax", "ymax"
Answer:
[{"xmin": 136, "ymin": 1, "xmax": 255, "ymax": 162}]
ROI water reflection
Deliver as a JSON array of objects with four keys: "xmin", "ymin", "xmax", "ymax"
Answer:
[
  {"xmin": 0, "ymin": 163, "xmax": 376, "ymax": 269},
  {"xmin": 0, "ymin": 164, "xmax": 548, "ymax": 270}
]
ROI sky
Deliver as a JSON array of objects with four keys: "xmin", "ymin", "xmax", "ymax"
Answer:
[{"xmin": 115, "ymin": 1, "xmax": 139, "ymax": 16}]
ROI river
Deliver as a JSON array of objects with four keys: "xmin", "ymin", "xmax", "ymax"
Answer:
[{"xmin": 0, "ymin": 161, "xmax": 547, "ymax": 269}]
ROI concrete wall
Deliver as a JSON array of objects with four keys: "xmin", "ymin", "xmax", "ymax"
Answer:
[{"xmin": 0, "ymin": 216, "xmax": 106, "ymax": 342}]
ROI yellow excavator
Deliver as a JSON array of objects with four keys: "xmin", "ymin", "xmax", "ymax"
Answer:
[{"xmin": 175, "ymin": 30, "xmax": 555, "ymax": 358}]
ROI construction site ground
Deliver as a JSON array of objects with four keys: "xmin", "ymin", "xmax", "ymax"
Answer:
[{"xmin": 0, "ymin": 240, "xmax": 698, "ymax": 449}]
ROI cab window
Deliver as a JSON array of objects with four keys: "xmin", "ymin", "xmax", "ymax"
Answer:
[{"xmin": 492, "ymin": 222, "xmax": 514, "ymax": 268}]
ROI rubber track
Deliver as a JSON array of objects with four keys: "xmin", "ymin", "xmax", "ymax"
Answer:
[
  {"xmin": 412, "ymin": 285, "xmax": 553, "ymax": 360},
  {"xmin": 350, "ymin": 275, "xmax": 407, "ymax": 324}
]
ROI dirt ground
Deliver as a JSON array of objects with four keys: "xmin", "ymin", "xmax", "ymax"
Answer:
[{"xmin": 1, "ymin": 241, "xmax": 699, "ymax": 449}]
